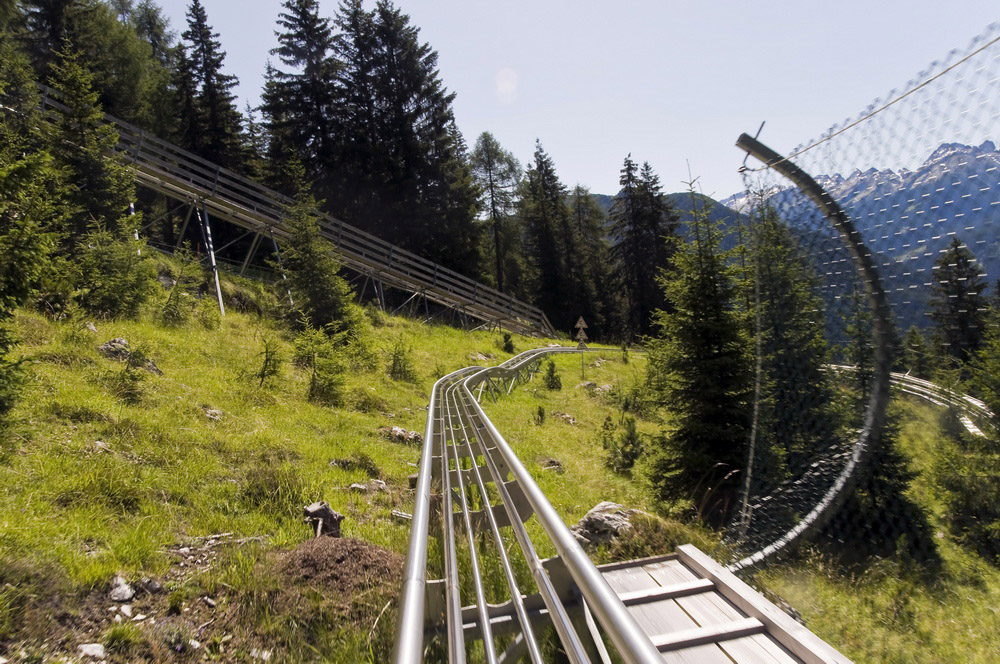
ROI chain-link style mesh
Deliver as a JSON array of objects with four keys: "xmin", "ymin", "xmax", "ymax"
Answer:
[{"xmin": 725, "ymin": 23, "xmax": 1000, "ymax": 571}]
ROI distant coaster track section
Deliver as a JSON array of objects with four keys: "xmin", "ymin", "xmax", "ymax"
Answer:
[{"xmin": 34, "ymin": 85, "xmax": 556, "ymax": 338}]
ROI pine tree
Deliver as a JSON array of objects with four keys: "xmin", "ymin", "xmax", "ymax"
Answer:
[
  {"xmin": 328, "ymin": 0, "xmax": 480, "ymax": 274},
  {"xmin": 279, "ymin": 163, "xmax": 365, "ymax": 337},
  {"xmin": 568, "ymin": 184, "xmax": 617, "ymax": 336},
  {"xmin": 47, "ymin": 45, "xmax": 133, "ymax": 244},
  {"xmin": 181, "ymin": 0, "xmax": 244, "ymax": 169},
  {"xmin": 47, "ymin": 46, "xmax": 155, "ymax": 318},
  {"xmin": 900, "ymin": 325, "xmax": 934, "ymax": 379},
  {"xmin": 0, "ymin": 32, "xmax": 61, "ymax": 422},
  {"xmin": 647, "ymin": 188, "xmax": 751, "ymax": 522},
  {"xmin": 519, "ymin": 141, "xmax": 573, "ymax": 326},
  {"xmin": 929, "ymin": 237, "xmax": 987, "ymax": 367},
  {"xmin": 609, "ymin": 156, "xmax": 677, "ymax": 338},
  {"xmin": 261, "ymin": 0, "xmax": 338, "ymax": 191},
  {"xmin": 747, "ymin": 207, "xmax": 839, "ymax": 483},
  {"xmin": 470, "ymin": 131, "xmax": 521, "ymax": 293}
]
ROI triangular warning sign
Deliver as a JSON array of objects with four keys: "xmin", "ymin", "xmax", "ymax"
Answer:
[{"xmin": 575, "ymin": 317, "xmax": 588, "ymax": 329}]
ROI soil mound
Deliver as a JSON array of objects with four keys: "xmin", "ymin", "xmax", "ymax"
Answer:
[{"xmin": 278, "ymin": 537, "xmax": 403, "ymax": 608}]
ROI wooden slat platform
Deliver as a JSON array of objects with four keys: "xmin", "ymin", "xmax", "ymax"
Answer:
[{"xmin": 598, "ymin": 545, "xmax": 852, "ymax": 663}]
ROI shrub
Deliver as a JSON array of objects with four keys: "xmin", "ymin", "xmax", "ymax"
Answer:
[
  {"xmin": 388, "ymin": 340, "xmax": 416, "ymax": 382},
  {"xmin": 501, "ymin": 332, "xmax": 515, "ymax": 353},
  {"xmin": 605, "ymin": 416, "xmax": 643, "ymax": 475},
  {"xmin": 75, "ymin": 229, "xmax": 157, "ymax": 319},
  {"xmin": 543, "ymin": 360, "xmax": 561, "ymax": 390},
  {"xmin": 240, "ymin": 465, "xmax": 303, "ymax": 516},
  {"xmin": 251, "ymin": 335, "xmax": 284, "ymax": 388},
  {"xmin": 309, "ymin": 355, "xmax": 345, "ymax": 406}
]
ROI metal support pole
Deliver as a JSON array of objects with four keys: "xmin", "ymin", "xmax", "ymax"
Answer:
[
  {"xmin": 240, "ymin": 232, "xmax": 263, "ymax": 276},
  {"xmin": 175, "ymin": 202, "xmax": 195, "ymax": 250},
  {"xmin": 198, "ymin": 203, "xmax": 226, "ymax": 318},
  {"xmin": 268, "ymin": 228, "xmax": 294, "ymax": 307}
]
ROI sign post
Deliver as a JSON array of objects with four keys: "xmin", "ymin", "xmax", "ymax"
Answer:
[{"xmin": 574, "ymin": 317, "xmax": 588, "ymax": 378}]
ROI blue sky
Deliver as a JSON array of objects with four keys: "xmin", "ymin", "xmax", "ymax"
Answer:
[{"xmin": 156, "ymin": 1, "xmax": 999, "ymax": 199}]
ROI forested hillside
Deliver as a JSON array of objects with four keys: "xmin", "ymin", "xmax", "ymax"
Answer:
[{"xmin": 2, "ymin": 2, "xmax": 1000, "ymax": 662}]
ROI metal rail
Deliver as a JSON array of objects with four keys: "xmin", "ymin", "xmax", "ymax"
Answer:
[
  {"xmin": 393, "ymin": 346, "xmax": 662, "ymax": 664},
  {"xmin": 31, "ymin": 85, "xmax": 556, "ymax": 338}
]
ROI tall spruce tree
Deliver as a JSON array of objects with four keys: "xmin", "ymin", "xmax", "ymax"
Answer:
[
  {"xmin": 280, "ymin": 162, "xmax": 364, "ymax": 336},
  {"xmin": 180, "ymin": 0, "xmax": 244, "ymax": 169},
  {"xmin": 470, "ymin": 131, "xmax": 521, "ymax": 293},
  {"xmin": 518, "ymin": 141, "xmax": 600, "ymax": 331},
  {"xmin": 647, "ymin": 188, "xmax": 751, "ymax": 521},
  {"xmin": 0, "ymin": 31, "xmax": 61, "ymax": 423},
  {"xmin": 568, "ymin": 184, "xmax": 616, "ymax": 337},
  {"xmin": 609, "ymin": 156, "xmax": 677, "ymax": 337},
  {"xmin": 261, "ymin": 0, "xmax": 337, "ymax": 192},
  {"xmin": 747, "ymin": 208, "xmax": 839, "ymax": 483},
  {"xmin": 929, "ymin": 237, "xmax": 987, "ymax": 367},
  {"xmin": 328, "ymin": 0, "xmax": 480, "ymax": 274}
]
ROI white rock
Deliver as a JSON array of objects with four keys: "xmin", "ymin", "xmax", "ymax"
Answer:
[
  {"xmin": 109, "ymin": 575, "xmax": 135, "ymax": 602},
  {"xmin": 188, "ymin": 640, "xmax": 201, "ymax": 650},
  {"xmin": 78, "ymin": 643, "xmax": 106, "ymax": 659},
  {"xmin": 114, "ymin": 614, "xmax": 122, "ymax": 623},
  {"xmin": 1, "ymin": 655, "xmax": 9, "ymax": 663},
  {"xmin": 132, "ymin": 613, "xmax": 147, "ymax": 622},
  {"xmin": 120, "ymin": 604, "xmax": 132, "ymax": 618}
]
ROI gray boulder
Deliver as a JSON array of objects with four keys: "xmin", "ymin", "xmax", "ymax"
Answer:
[{"xmin": 571, "ymin": 501, "xmax": 640, "ymax": 548}]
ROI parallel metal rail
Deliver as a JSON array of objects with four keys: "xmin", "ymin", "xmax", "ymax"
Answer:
[
  {"xmin": 395, "ymin": 346, "xmax": 663, "ymax": 664},
  {"xmin": 32, "ymin": 85, "xmax": 556, "ymax": 337}
]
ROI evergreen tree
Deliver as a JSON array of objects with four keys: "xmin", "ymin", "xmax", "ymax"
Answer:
[
  {"xmin": 47, "ymin": 45, "xmax": 133, "ymax": 244},
  {"xmin": 328, "ymin": 0, "xmax": 480, "ymax": 274},
  {"xmin": 929, "ymin": 237, "xmax": 987, "ymax": 367},
  {"xmin": 609, "ymin": 156, "xmax": 677, "ymax": 337},
  {"xmin": 568, "ymin": 184, "xmax": 616, "ymax": 336},
  {"xmin": 279, "ymin": 163, "xmax": 365, "ymax": 337},
  {"xmin": 747, "ymin": 207, "xmax": 839, "ymax": 484},
  {"xmin": 470, "ymin": 131, "xmax": 521, "ymax": 293},
  {"xmin": 47, "ymin": 46, "xmax": 155, "ymax": 318},
  {"xmin": 900, "ymin": 325, "xmax": 934, "ymax": 379},
  {"xmin": 0, "ymin": 31, "xmax": 61, "ymax": 422},
  {"xmin": 517, "ymin": 140, "xmax": 599, "ymax": 331},
  {"xmin": 180, "ymin": 0, "xmax": 244, "ymax": 169},
  {"xmin": 22, "ymin": 0, "xmax": 174, "ymax": 131},
  {"xmin": 261, "ymin": 0, "xmax": 338, "ymax": 191},
  {"xmin": 646, "ymin": 188, "xmax": 751, "ymax": 522}
]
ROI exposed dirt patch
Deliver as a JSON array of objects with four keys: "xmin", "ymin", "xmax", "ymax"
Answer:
[{"xmin": 275, "ymin": 537, "xmax": 403, "ymax": 616}]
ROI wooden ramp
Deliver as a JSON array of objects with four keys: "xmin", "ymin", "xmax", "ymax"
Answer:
[{"xmin": 598, "ymin": 545, "xmax": 851, "ymax": 663}]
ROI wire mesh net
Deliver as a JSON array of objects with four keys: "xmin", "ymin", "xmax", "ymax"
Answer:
[{"xmin": 725, "ymin": 23, "xmax": 1000, "ymax": 571}]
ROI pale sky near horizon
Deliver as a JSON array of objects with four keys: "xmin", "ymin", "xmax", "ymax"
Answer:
[{"xmin": 154, "ymin": 0, "xmax": 999, "ymax": 200}]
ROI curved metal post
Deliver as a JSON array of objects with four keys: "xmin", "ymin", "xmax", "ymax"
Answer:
[{"xmin": 732, "ymin": 134, "xmax": 896, "ymax": 570}]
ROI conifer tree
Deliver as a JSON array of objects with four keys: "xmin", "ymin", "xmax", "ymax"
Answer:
[
  {"xmin": 180, "ymin": 0, "xmax": 244, "ymax": 169},
  {"xmin": 568, "ymin": 184, "xmax": 617, "ymax": 336},
  {"xmin": 470, "ymin": 131, "xmax": 521, "ymax": 293},
  {"xmin": 900, "ymin": 325, "xmax": 934, "ymax": 379},
  {"xmin": 47, "ymin": 45, "xmax": 133, "ymax": 244},
  {"xmin": 929, "ymin": 237, "xmax": 987, "ymax": 367},
  {"xmin": 646, "ymin": 189, "xmax": 751, "ymax": 520},
  {"xmin": 0, "ymin": 31, "xmax": 61, "ymax": 422},
  {"xmin": 261, "ymin": 0, "xmax": 338, "ymax": 191},
  {"xmin": 518, "ymin": 141, "xmax": 593, "ymax": 330},
  {"xmin": 610, "ymin": 156, "xmax": 677, "ymax": 337},
  {"xmin": 279, "ymin": 162, "xmax": 365, "ymax": 337},
  {"xmin": 328, "ymin": 0, "xmax": 480, "ymax": 274},
  {"xmin": 47, "ymin": 46, "xmax": 155, "ymax": 318},
  {"xmin": 747, "ymin": 208, "xmax": 838, "ymax": 481}
]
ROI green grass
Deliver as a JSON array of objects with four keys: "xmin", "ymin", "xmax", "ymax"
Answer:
[
  {"xmin": 752, "ymin": 400, "xmax": 1000, "ymax": 663},
  {"xmin": 2, "ymin": 269, "xmax": 998, "ymax": 661}
]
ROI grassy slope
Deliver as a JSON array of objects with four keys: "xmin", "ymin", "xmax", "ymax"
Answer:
[
  {"xmin": 2, "ymin": 278, "xmax": 997, "ymax": 662},
  {"xmin": 754, "ymin": 401, "xmax": 1000, "ymax": 663}
]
